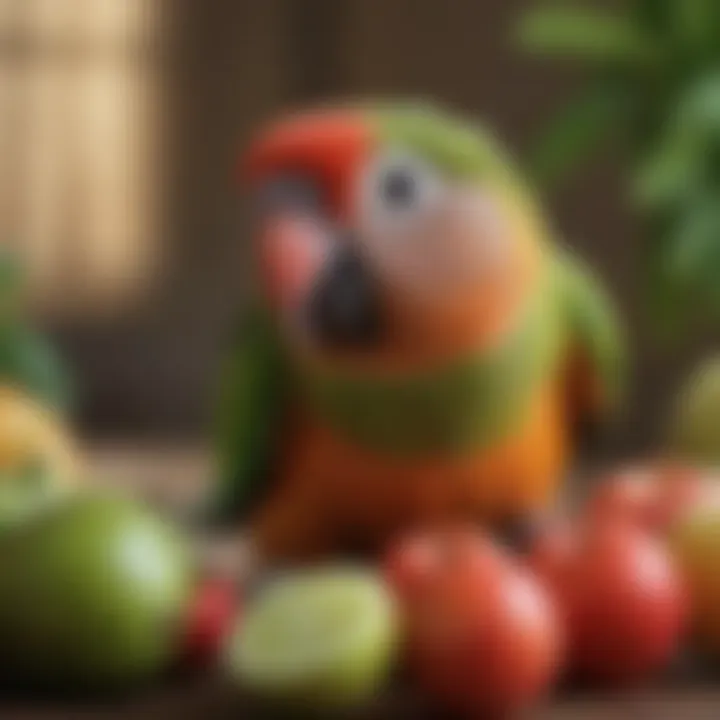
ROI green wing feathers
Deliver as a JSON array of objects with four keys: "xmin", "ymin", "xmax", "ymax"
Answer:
[
  {"xmin": 210, "ymin": 307, "xmax": 288, "ymax": 525},
  {"xmin": 554, "ymin": 248, "xmax": 626, "ymax": 422}
]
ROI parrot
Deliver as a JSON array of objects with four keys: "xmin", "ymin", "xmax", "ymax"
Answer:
[{"xmin": 212, "ymin": 102, "xmax": 625, "ymax": 561}]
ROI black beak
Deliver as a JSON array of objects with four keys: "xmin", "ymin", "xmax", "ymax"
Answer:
[{"xmin": 307, "ymin": 242, "xmax": 383, "ymax": 349}]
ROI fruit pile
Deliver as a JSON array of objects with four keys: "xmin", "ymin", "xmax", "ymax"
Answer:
[
  {"xmin": 225, "ymin": 464, "xmax": 720, "ymax": 717},
  {"xmin": 0, "ymin": 392, "xmax": 232, "ymax": 691},
  {"xmin": 0, "ymin": 360, "xmax": 718, "ymax": 717},
  {"xmin": 0, "ymin": 252, "xmax": 242, "ymax": 695},
  {"xmin": 0, "ymin": 453, "xmax": 238, "ymax": 691}
]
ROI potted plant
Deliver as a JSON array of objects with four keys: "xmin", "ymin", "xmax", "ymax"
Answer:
[{"xmin": 516, "ymin": 0, "xmax": 720, "ymax": 333}]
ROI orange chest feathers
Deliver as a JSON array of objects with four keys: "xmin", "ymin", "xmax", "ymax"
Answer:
[{"xmin": 278, "ymin": 379, "xmax": 569, "ymax": 542}]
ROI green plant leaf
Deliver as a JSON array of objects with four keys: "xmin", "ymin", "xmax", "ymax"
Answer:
[
  {"xmin": 632, "ymin": 131, "xmax": 705, "ymax": 208},
  {"xmin": 528, "ymin": 85, "xmax": 626, "ymax": 188},
  {"xmin": 643, "ymin": 183, "xmax": 720, "ymax": 337},
  {"xmin": 668, "ymin": 0, "xmax": 719, "ymax": 57},
  {"xmin": 633, "ymin": 73, "xmax": 720, "ymax": 208},
  {"xmin": 516, "ymin": 5, "xmax": 658, "ymax": 65},
  {"xmin": 676, "ymin": 71, "xmax": 720, "ymax": 138},
  {"xmin": 633, "ymin": 0, "xmax": 669, "ymax": 31},
  {"xmin": 643, "ymin": 243, "xmax": 691, "ymax": 342},
  {"xmin": 664, "ymin": 197, "xmax": 720, "ymax": 284}
]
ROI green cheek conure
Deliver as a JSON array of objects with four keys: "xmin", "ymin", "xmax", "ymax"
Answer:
[{"xmin": 211, "ymin": 102, "xmax": 625, "ymax": 561}]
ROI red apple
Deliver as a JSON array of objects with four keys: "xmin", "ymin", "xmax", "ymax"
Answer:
[
  {"xmin": 182, "ymin": 576, "xmax": 238, "ymax": 668},
  {"xmin": 585, "ymin": 463, "xmax": 707, "ymax": 536},
  {"xmin": 383, "ymin": 526, "xmax": 509, "ymax": 609},
  {"xmin": 529, "ymin": 518, "xmax": 687, "ymax": 686},
  {"xmin": 385, "ymin": 528, "xmax": 563, "ymax": 715}
]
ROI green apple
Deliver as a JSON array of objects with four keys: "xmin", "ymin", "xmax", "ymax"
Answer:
[
  {"xmin": 670, "ymin": 357, "xmax": 720, "ymax": 465},
  {"xmin": 0, "ymin": 493, "xmax": 193, "ymax": 689},
  {"xmin": 229, "ymin": 567, "xmax": 398, "ymax": 712}
]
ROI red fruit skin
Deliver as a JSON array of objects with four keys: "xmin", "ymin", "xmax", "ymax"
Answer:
[
  {"xmin": 382, "ymin": 527, "xmax": 510, "ymax": 610},
  {"xmin": 530, "ymin": 519, "xmax": 687, "ymax": 686},
  {"xmin": 390, "ymin": 530, "xmax": 563, "ymax": 716},
  {"xmin": 528, "ymin": 518, "xmax": 577, "ymax": 595},
  {"xmin": 586, "ymin": 464, "xmax": 706, "ymax": 536},
  {"xmin": 182, "ymin": 577, "xmax": 238, "ymax": 668}
]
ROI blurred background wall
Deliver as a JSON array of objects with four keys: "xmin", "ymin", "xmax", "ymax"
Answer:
[{"xmin": 0, "ymin": 0, "xmax": 708, "ymax": 452}]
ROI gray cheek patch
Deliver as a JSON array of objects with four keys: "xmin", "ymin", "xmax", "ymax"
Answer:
[{"xmin": 255, "ymin": 176, "xmax": 325, "ymax": 217}]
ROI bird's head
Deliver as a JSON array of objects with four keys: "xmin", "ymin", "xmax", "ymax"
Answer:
[{"xmin": 242, "ymin": 102, "xmax": 548, "ymax": 371}]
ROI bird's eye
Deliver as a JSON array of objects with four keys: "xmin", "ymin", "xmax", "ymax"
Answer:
[
  {"xmin": 359, "ymin": 149, "xmax": 444, "ymax": 233},
  {"xmin": 380, "ymin": 167, "xmax": 417, "ymax": 208}
]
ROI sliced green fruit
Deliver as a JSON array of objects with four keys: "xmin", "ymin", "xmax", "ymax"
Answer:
[{"xmin": 229, "ymin": 568, "xmax": 397, "ymax": 712}]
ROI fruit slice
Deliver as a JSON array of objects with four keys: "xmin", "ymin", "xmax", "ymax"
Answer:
[{"xmin": 229, "ymin": 567, "xmax": 397, "ymax": 710}]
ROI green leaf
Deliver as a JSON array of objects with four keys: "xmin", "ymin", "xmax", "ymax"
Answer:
[
  {"xmin": 516, "ymin": 5, "xmax": 658, "ymax": 65},
  {"xmin": 642, "ymin": 195, "xmax": 706, "ymax": 338},
  {"xmin": 632, "ymin": 131, "xmax": 704, "ymax": 208},
  {"xmin": 668, "ymin": 0, "xmax": 719, "ymax": 56},
  {"xmin": 0, "ymin": 325, "xmax": 73, "ymax": 413},
  {"xmin": 633, "ymin": 0, "xmax": 670, "ymax": 31},
  {"xmin": 646, "ymin": 192, "xmax": 720, "ymax": 334},
  {"xmin": 528, "ymin": 86, "xmax": 626, "ymax": 188},
  {"xmin": 676, "ymin": 72, "xmax": 720, "ymax": 138},
  {"xmin": 663, "ymin": 197, "xmax": 720, "ymax": 284},
  {"xmin": 644, "ymin": 245, "xmax": 691, "ymax": 342}
]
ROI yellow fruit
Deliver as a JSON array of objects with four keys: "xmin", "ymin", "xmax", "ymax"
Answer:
[
  {"xmin": 670, "ymin": 357, "xmax": 720, "ymax": 464},
  {"xmin": 0, "ymin": 386, "xmax": 80, "ymax": 489},
  {"xmin": 669, "ymin": 501, "xmax": 720, "ymax": 651}
]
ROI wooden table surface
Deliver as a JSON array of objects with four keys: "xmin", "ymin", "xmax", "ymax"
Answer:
[{"xmin": 3, "ymin": 445, "xmax": 720, "ymax": 720}]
